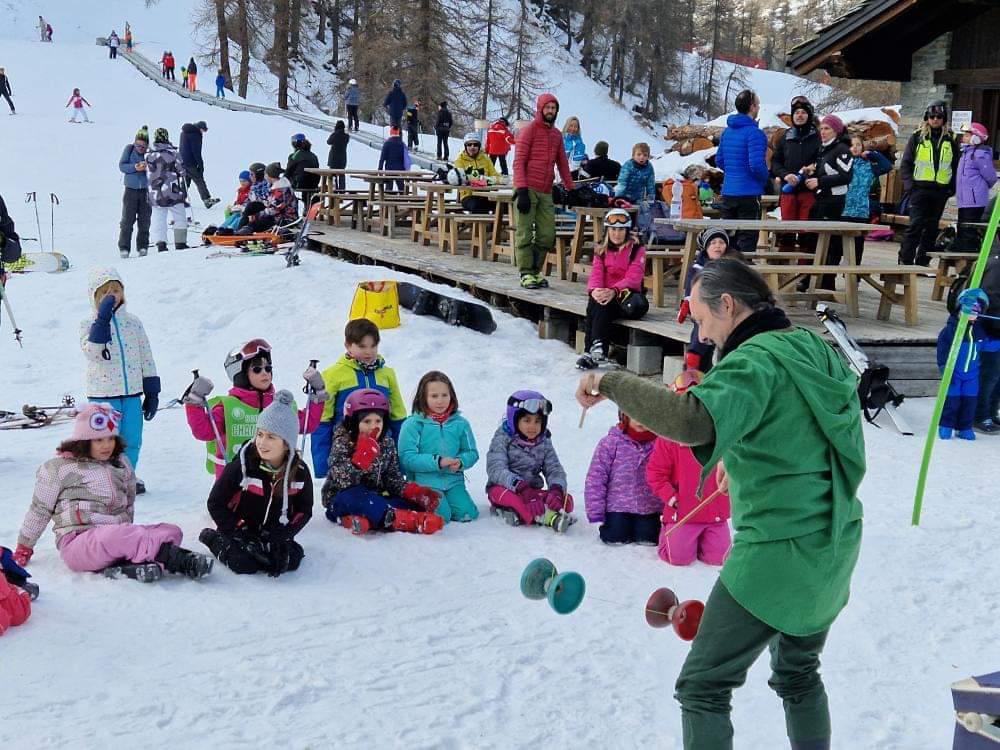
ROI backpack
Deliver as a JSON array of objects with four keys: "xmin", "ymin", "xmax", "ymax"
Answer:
[{"xmin": 638, "ymin": 200, "xmax": 685, "ymax": 245}]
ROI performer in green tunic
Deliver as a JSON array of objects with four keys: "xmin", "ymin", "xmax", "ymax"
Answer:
[{"xmin": 577, "ymin": 258, "xmax": 865, "ymax": 750}]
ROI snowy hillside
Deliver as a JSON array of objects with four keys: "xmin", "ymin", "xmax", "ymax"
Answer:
[{"xmin": 2, "ymin": 22, "xmax": 998, "ymax": 750}]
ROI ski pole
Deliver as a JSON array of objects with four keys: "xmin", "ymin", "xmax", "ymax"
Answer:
[
  {"xmin": 0, "ymin": 281, "xmax": 23, "ymax": 347},
  {"xmin": 912, "ymin": 193, "xmax": 1000, "ymax": 525},
  {"xmin": 299, "ymin": 359, "xmax": 319, "ymax": 456},
  {"xmin": 25, "ymin": 192, "xmax": 42, "ymax": 251},
  {"xmin": 49, "ymin": 193, "xmax": 60, "ymax": 250},
  {"xmin": 662, "ymin": 486, "xmax": 727, "ymax": 539}
]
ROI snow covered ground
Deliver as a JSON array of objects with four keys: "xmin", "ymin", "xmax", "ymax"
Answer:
[{"xmin": 0, "ymin": 35, "xmax": 997, "ymax": 750}]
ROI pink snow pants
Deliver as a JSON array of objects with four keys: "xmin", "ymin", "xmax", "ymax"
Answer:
[
  {"xmin": 58, "ymin": 523, "xmax": 183, "ymax": 572},
  {"xmin": 487, "ymin": 485, "xmax": 574, "ymax": 525},
  {"xmin": 658, "ymin": 521, "xmax": 731, "ymax": 566}
]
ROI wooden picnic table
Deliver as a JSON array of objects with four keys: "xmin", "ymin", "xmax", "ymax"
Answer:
[
  {"xmin": 357, "ymin": 173, "xmax": 438, "ymax": 229},
  {"xmin": 663, "ymin": 218, "xmax": 889, "ymax": 303},
  {"xmin": 307, "ymin": 168, "xmax": 436, "ymax": 230},
  {"xmin": 469, "ymin": 189, "xmax": 514, "ymax": 258}
]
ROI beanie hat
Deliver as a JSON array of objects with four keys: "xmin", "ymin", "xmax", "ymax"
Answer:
[
  {"xmin": 697, "ymin": 227, "xmax": 730, "ymax": 253},
  {"xmin": 790, "ymin": 96, "xmax": 814, "ymax": 119},
  {"xmin": 256, "ymin": 390, "xmax": 299, "ymax": 451},
  {"xmin": 820, "ymin": 114, "xmax": 845, "ymax": 136},
  {"xmin": 71, "ymin": 403, "xmax": 121, "ymax": 442},
  {"xmin": 135, "ymin": 125, "xmax": 149, "ymax": 143},
  {"xmin": 265, "ymin": 162, "xmax": 284, "ymax": 179},
  {"xmin": 594, "ymin": 140, "xmax": 609, "ymax": 157},
  {"xmin": 238, "ymin": 170, "xmax": 251, "ymax": 181},
  {"xmin": 389, "ymin": 126, "xmax": 401, "ymax": 136},
  {"xmin": 463, "ymin": 132, "xmax": 481, "ymax": 146},
  {"xmin": 249, "ymin": 161, "xmax": 266, "ymax": 176},
  {"xmin": 195, "ymin": 121, "xmax": 208, "ymax": 131},
  {"xmin": 154, "ymin": 127, "xmax": 169, "ymax": 144}
]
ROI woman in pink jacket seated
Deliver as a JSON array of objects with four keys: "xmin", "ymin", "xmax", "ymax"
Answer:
[
  {"xmin": 577, "ymin": 208, "xmax": 649, "ymax": 369},
  {"xmin": 646, "ymin": 370, "xmax": 732, "ymax": 566},
  {"xmin": 584, "ymin": 410, "xmax": 660, "ymax": 544}
]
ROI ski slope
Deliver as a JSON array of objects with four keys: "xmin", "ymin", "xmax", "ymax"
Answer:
[{"xmin": 0, "ymin": 35, "xmax": 997, "ymax": 750}]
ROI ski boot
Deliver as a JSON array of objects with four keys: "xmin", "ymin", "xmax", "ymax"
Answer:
[
  {"xmin": 490, "ymin": 504, "xmax": 522, "ymax": 526},
  {"xmin": 156, "ymin": 241, "xmax": 168, "ymax": 253},
  {"xmin": 175, "ymin": 242, "xmax": 190, "ymax": 250},
  {"xmin": 135, "ymin": 479, "xmax": 146, "ymax": 495},
  {"xmin": 389, "ymin": 508, "xmax": 443, "ymax": 534},
  {"xmin": 538, "ymin": 508, "xmax": 576, "ymax": 533},
  {"xmin": 958, "ymin": 429, "xmax": 976, "ymax": 441},
  {"xmin": 103, "ymin": 562, "xmax": 163, "ymax": 583},
  {"xmin": 138, "ymin": 246, "xmax": 148, "ymax": 257},
  {"xmin": 119, "ymin": 249, "xmax": 130, "ymax": 259},
  {"xmin": 341, "ymin": 515, "xmax": 371, "ymax": 536},
  {"xmin": 939, "ymin": 427, "xmax": 953, "ymax": 440},
  {"xmin": 204, "ymin": 197, "xmax": 221, "ymax": 209},
  {"xmin": 154, "ymin": 542, "xmax": 213, "ymax": 579}
]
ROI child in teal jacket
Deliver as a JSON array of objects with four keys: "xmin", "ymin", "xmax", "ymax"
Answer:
[{"xmin": 398, "ymin": 371, "xmax": 480, "ymax": 523}]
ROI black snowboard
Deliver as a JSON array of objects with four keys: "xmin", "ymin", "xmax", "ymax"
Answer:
[{"xmin": 397, "ymin": 282, "xmax": 497, "ymax": 335}]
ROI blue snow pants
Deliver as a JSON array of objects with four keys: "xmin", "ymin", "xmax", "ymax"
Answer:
[
  {"xmin": 326, "ymin": 485, "xmax": 419, "ymax": 527},
  {"xmin": 941, "ymin": 373, "xmax": 979, "ymax": 431},
  {"xmin": 89, "ymin": 395, "xmax": 144, "ymax": 469}
]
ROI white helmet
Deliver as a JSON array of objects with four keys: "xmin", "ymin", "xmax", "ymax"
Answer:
[
  {"xmin": 224, "ymin": 338, "xmax": 272, "ymax": 383},
  {"xmin": 348, "ymin": 78, "xmax": 357, "ymax": 85},
  {"xmin": 463, "ymin": 132, "xmax": 482, "ymax": 146}
]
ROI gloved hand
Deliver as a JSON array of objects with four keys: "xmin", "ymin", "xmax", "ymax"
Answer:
[
  {"xmin": 87, "ymin": 294, "xmax": 117, "ymax": 345},
  {"xmin": 142, "ymin": 376, "xmax": 161, "ymax": 421},
  {"xmin": 12, "ymin": 544, "xmax": 32, "ymax": 568},
  {"xmin": 351, "ymin": 431, "xmax": 380, "ymax": 470},
  {"xmin": 544, "ymin": 485, "xmax": 567, "ymax": 511},
  {"xmin": 684, "ymin": 351, "xmax": 702, "ymax": 371},
  {"xmin": 264, "ymin": 526, "xmax": 294, "ymax": 578},
  {"xmin": 524, "ymin": 490, "xmax": 546, "ymax": 519},
  {"xmin": 183, "ymin": 375, "xmax": 214, "ymax": 407},
  {"xmin": 402, "ymin": 482, "xmax": 441, "ymax": 513},
  {"xmin": 513, "ymin": 479, "xmax": 530, "ymax": 494},
  {"xmin": 232, "ymin": 528, "xmax": 270, "ymax": 566},
  {"xmin": 677, "ymin": 298, "xmax": 691, "ymax": 324},
  {"xmin": 303, "ymin": 366, "xmax": 330, "ymax": 402},
  {"xmin": 516, "ymin": 187, "xmax": 531, "ymax": 214}
]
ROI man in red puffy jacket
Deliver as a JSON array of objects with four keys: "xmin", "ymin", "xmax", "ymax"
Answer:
[{"xmin": 512, "ymin": 93, "xmax": 574, "ymax": 289}]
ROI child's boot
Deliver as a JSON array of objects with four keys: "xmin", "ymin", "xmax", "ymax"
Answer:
[
  {"xmin": 938, "ymin": 426, "xmax": 953, "ymax": 440},
  {"xmin": 958, "ymin": 428, "xmax": 976, "ymax": 441},
  {"xmin": 103, "ymin": 562, "xmax": 163, "ymax": 583},
  {"xmin": 490, "ymin": 504, "xmax": 522, "ymax": 526},
  {"xmin": 341, "ymin": 515, "xmax": 371, "ymax": 535},
  {"xmin": 155, "ymin": 542, "xmax": 214, "ymax": 579},
  {"xmin": 539, "ymin": 509, "xmax": 576, "ymax": 533},
  {"xmin": 390, "ymin": 508, "xmax": 443, "ymax": 534}
]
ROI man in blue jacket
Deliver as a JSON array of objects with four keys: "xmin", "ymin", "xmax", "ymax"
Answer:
[
  {"xmin": 118, "ymin": 127, "xmax": 152, "ymax": 258},
  {"xmin": 179, "ymin": 121, "xmax": 220, "ymax": 209},
  {"xmin": 383, "ymin": 79, "xmax": 407, "ymax": 129},
  {"xmin": 715, "ymin": 89, "xmax": 769, "ymax": 254}
]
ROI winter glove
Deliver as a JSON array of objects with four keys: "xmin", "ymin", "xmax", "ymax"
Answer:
[
  {"xmin": 351, "ymin": 432, "xmax": 381, "ymax": 471},
  {"xmin": 142, "ymin": 376, "xmax": 161, "ymax": 421},
  {"xmin": 544, "ymin": 486, "xmax": 567, "ymax": 511},
  {"xmin": 87, "ymin": 294, "xmax": 117, "ymax": 345},
  {"xmin": 515, "ymin": 188, "xmax": 531, "ymax": 214},
  {"xmin": 303, "ymin": 366, "xmax": 330, "ymax": 403},
  {"xmin": 183, "ymin": 375, "xmax": 214, "ymax": 407},
  {"xmin": 12, "ymin": 544, "xmax": 32, "ymax": 568},
  {"xmin": 264, "ymin": 527, "xmax": 294, "ymax": 578},
  {"xmin": 402, "ymin": 483, "xmax": 441, "ymax": 513},
  {"xmin": 232, "ymin": 528, "xmax": 271, "ymax": 566},
  {"xmin": 513, "ymin": 479, "xmax": 530, "ymax": 494},
  {"xmin": 684, "ymin": 351, "xmax": 702, "ymax": 371},
  {"xmin": 677, "ymin": 298, "xmax": 691, "ymax": 324},
  {"xmin": 524, "ymin": 490, "xmax": 546, "ymax": 520}
]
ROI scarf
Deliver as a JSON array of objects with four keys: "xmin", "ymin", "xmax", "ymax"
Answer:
[
  {"xmin": 624, "ymin": 424, "xmax": 657, "ymax": 443},
  {"xmin": 428, "ymin": 405, "xmax": 455, "ymax": 425},
  {"xmin": 719, "ymin": 306, "xmax": 791, "ymax": 360}
]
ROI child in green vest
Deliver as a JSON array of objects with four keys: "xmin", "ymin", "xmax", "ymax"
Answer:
[
  {"xmin": 180, "ymin": 67, "xmax": 188, "ymax": 88},
  {"xmin": 398, "ymin": 371, "xmax": 480, "ymax": 523},
  {"xmin": 183, "ymin": 338, "xmax": 328, "ymax": 477}
]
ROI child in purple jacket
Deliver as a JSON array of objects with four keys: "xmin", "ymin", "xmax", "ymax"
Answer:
[
  {"xmin": 584, "ymin": 411, "xmax": 660, "ymax": 545},
  {"xmin": 956, "ymin": 123, "xmax": 998, "ymax": 251}
]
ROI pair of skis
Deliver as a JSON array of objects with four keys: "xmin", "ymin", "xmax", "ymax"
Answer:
[{"xmin": 0, "ymin": 395, "xmax": 77, "ymax": 430}]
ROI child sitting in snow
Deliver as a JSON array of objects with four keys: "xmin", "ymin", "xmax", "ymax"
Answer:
[
  {"xmin": 220, "ymin": 170, "xmax": 253, "ymax": 229},
  {"xmin": 321, "ymin": 389, "xmax": 444, "ymax": 535},
  {"xmin": 183, "ymin": 338, "xmax": 326, "ymax": 477},
  {"xmin": 200, "ymin": 391, "xmax": 313, "ymax": 576},
  {"xmin": 486, "ymin": 390, "xmax": 574, "ymax": 529},
  {"xmin": 584, "ymin": 411, "xmax": 660, "ymax": 545},
  {"xmin": 646, "ymin": 371, "xmax": 731, "ymax": 566},
  {"xmin": 12, "ymin": 404, "xmax": 212, "ymax": 581},
  {"xmin": 398, "ymin": 371, "xmax": 480, "ymax": 524}
]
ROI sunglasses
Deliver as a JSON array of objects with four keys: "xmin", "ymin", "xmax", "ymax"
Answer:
[
  {"xmin": 927, "ymin": 113, "xmax": 945, "ymax": 120},
  {"xmin": 250, "ymin": 365, "xmax": 273, "ymax": 374},
  {"xmin": 508, "ymin": 396, "xmax": 551, "ymax": 415},
  {"xmin": 604, "ymin": 214, "xmax": 632, "ymax": 228}
]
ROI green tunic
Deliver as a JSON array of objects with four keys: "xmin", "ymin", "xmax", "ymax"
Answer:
[{"xmin": 601, "ymin": 327, "xmax": 864, "ymax": 635}]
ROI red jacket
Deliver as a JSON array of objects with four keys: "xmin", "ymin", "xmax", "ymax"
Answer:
[
  {"xmin": 486, "ymin": 120, "xmax": 515, "ymax": 156},
  {"xmin": 512, "ymin": 93, "xmax": 574, "ymax": 194},
  {"xmin": 587, "ymin": 240, "xmax": 646, "ymax": 293},
  {"xmin": 646, "ymin": 437, "xmax": 730, "ymax": 525}
]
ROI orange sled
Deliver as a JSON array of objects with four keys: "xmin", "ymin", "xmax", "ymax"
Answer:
[{"xmin": 202, "ymin": 231, "xmax": 282, "ymax": 247}]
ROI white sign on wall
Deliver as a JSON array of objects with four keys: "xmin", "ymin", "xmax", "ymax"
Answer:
[{"xmin": 952, "ymin": 110, "xmax": 973, "ymax": 133}]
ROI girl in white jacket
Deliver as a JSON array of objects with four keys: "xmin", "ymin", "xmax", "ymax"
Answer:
[{"xmin": 80, "ymin": 267, "xmax": 159, "ymax": 485}]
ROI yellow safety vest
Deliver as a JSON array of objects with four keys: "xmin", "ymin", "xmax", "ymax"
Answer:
[{"xmin": 913, "ymin": 135, "xmax": 954, "ymax": 186}]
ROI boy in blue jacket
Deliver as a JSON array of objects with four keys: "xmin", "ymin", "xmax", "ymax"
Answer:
[
  {"xmin": 715, "ymin": 89, "xmax": 768, "ymax": 254},
  {"xmin": 614, "ymin": 143, "xmax": 656, "ymax": 204},
  {"xmin": 937, "ymin": 311, "xmax": 983, "ymax": 440}
]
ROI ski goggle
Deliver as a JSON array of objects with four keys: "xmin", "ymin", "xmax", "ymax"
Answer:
[
  {"xmin": 604, "ymin": 212, "xmax": 632, "ymax": 228},
  {"xmin": 508, "ymin": 396, "xmax": 551, "ymax": 415},
  {"xmin": 926, "ymin": 107, "xmax": 946, "ymax": 120},
  {"xmin": 230, "ymin": 338, "xmax": 272, "ymax": 362},
  {"xmin": 89, "ymin": 407, "xmax": 121, "ymax": 433},
  {"xmin": 250, "ymin": 365, "xmax": 273, "ymax": 374},
  {"xmin": 790, "ymin": 95, "xmax": 811, "ymax": 109}
]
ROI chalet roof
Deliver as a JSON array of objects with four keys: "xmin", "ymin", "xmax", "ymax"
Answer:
[{"xmin": 787, "ymin": 0, "xmax": 995, "ymax": 80}]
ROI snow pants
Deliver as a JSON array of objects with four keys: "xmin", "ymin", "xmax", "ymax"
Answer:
[
  {"xmin": 487, "ymin": 484, "xmax": 574, "ymax": 525},
  {"xmin": 150, "ymin": 203, "xmax": 187, "ymax": 247},
  {"xmin": 977, "ymin": 348, "xmax": 1000, "ymax": 423},
  {"xmin": 433, "ymin": 484, "xmax": 479, "ymax": 523},
  {"xmin": 118, "ymin": 187, "xmax": 151, "ymax": 254},
  {"xmin": 514, "ymin": 189, "xmax": 555, "ymax": 276},
  {"xmin": 899, "ymin": 188, "xmax": 948, "ymax": 265},
  {"xmin": 109, "ymin": 46, "xmax": 118, "ymax": 59},
  {"xmin": 599, "ymin": 511, "xmax": 660, "ymax": 545},
  {"xmin": 777, "ymin": 190, "xmax": 816, "ymax": 251},
  {"xmin": 659, "ymin": 520, "xmax": 731, "ymax": 566},
  {"xmin": 2, "ymin": 92, "xmax": 14, "ymax": 113},
  {"xmin": 720, "ymin": 195, "xmax": 759, "ymax": 255},
  {"xmin": 188, "ymin": 73, "xmax": 197, "ymax": 91},
  {"xmin": 89, "ymin": 395, "xmax": 143, "ymax": 469},
  {"xmin": 69, "ymin": 107, "xmax": 90, "ymax": 123},
  {"xmin": 326, "ymin": 485, "xmax": 420, "ymax": 528},
  {"xmin": 941, "ymin": 371, "xmax": 979, "ymax": 431},
  {"xmin": 58, "ymin": 523, "xmax": 182, "ymax": 572},
  {"xmin": 216, "ymin": 84, "xmax": 225, "ymax": 98},
  {"xmin": 346, "ymin": 105, "xmax": 359, "ymax": 131},
  {"xmin": 675, "ymin": 580, "xmax": 831, "ymax": 750},
  {"xmin": 185, "ymin": 164, "xmax": 213, "ymax": 203},
  {"xmin": 436, "ymin": 132, "xmax": 450, "ymax": 161},
  {"xmin": 202, "ymin": 530, "xmax": 303, "ymax": 575},
  {"xmin": 489, "ymin": 153, "xmax": 509, "ymax": 176}
]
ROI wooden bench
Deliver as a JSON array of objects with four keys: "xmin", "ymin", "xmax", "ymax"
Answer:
[
  {"xmin": 411, "ymin": 203, "xmax": 465, "ymax": 246},
  {"xmin": 928, "ymin": 251, "xmax": 979, "ymax": 301},
  {"xmin": 646, "ymin": 250, "xmax": 685, "ymax": 308},
  {"xmin": 439, "ymin": 214, "xmax": 494, "ymax": 257},
  {"xmin": 377, "ymin": 199, "xmax": 427, "ymax": 239},
  {"xmin": 753, "ymin": 264, "xmax": 928, "ymax": 325}
]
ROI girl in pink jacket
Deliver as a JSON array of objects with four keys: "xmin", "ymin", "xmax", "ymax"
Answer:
[
  {"xmin": 12, "ymin": 404, "xmax": 212, "ymax": 581},
  {"xmin": 645, "ymin": 371, "xmax": 732, "ymax": 566},
  {"xmin": 577, "ymin": 208, "xmax": 649, "ymax": 369},
  {"xmin": 66, "ymin": 87, "xmax": 91, "ymax": 123}
]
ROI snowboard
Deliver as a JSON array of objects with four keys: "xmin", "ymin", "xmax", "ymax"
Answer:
[
  {"xmin": 397, "ymin": 282, "xmax": 497, "ymax": 335},
  {"xmin": 4, "ymin": 252, "xmax": 70, "ymax": 274},
  {"xmin": 0, "ymin": 397, "xmax": 78, "ymax": 430}
]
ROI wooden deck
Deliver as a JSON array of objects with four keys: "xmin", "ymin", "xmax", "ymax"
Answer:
[{"xmin": 307, "ymin": 225, "xmax": 948, "ymax": 395}]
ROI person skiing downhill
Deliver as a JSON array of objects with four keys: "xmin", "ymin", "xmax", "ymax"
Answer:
[{"xmin": 65, "ymin": 88, "xmax": 91, "ymax": 123}]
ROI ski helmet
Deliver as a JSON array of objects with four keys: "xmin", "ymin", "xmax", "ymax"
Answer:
[
  {"xmin": 924, "ymin": 99, "xmax": 948, "ymax": 122},
  {"xmin": 603, "ymin": 208, "xmax": 632, "ymax": 229},
  {"xmin": 463, "ymin": 132, "xmax": 481, "ymax": 147},
  {"xmin": 505, "ymin": 390, "xmax": 552, "ymax": 436},
  {"xmin": 249, "ymin": 162, "xmax": 266, "ymax": 178},
  {"xmin": 697, "ymin": 227, "xmax": 730, "ymax": 253},
  {"xmin": 965, "ymin": 122, "xmax": 989, "ymax": 145},
  {"xmin": 224, "ymin": 338, "xmax": 272, "ymax": 384},
  {"xmin": 291, "ymin": 133, "xmax": 306, "ymax": 145}
]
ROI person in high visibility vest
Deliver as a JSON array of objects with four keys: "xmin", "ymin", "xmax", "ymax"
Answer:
[{"xmin": 898, "ymin": 99, "xmax": 962, "ymax": 266}]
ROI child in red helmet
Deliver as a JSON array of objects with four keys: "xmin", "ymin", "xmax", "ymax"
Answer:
[
  {"xmin": 956, "ymin": 121, "xmax": 998, "ymax": 251},
  {"xmin": 321, "ymin": 389, "xmax": 444, "ymax": 535}
]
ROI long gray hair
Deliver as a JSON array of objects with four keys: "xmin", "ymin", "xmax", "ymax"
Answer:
[{"xmin": 695, "ymin": 258, "xmax": 775, "ymax": 313}]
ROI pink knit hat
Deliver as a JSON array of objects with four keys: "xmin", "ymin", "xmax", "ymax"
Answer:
[
  {"xmin": 820, "ymin": 114, "xmax": 846, "ymax": 136},
  {"xmin": 71, "ymin": 403, "xmax": 121, "ymax": 441}
]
